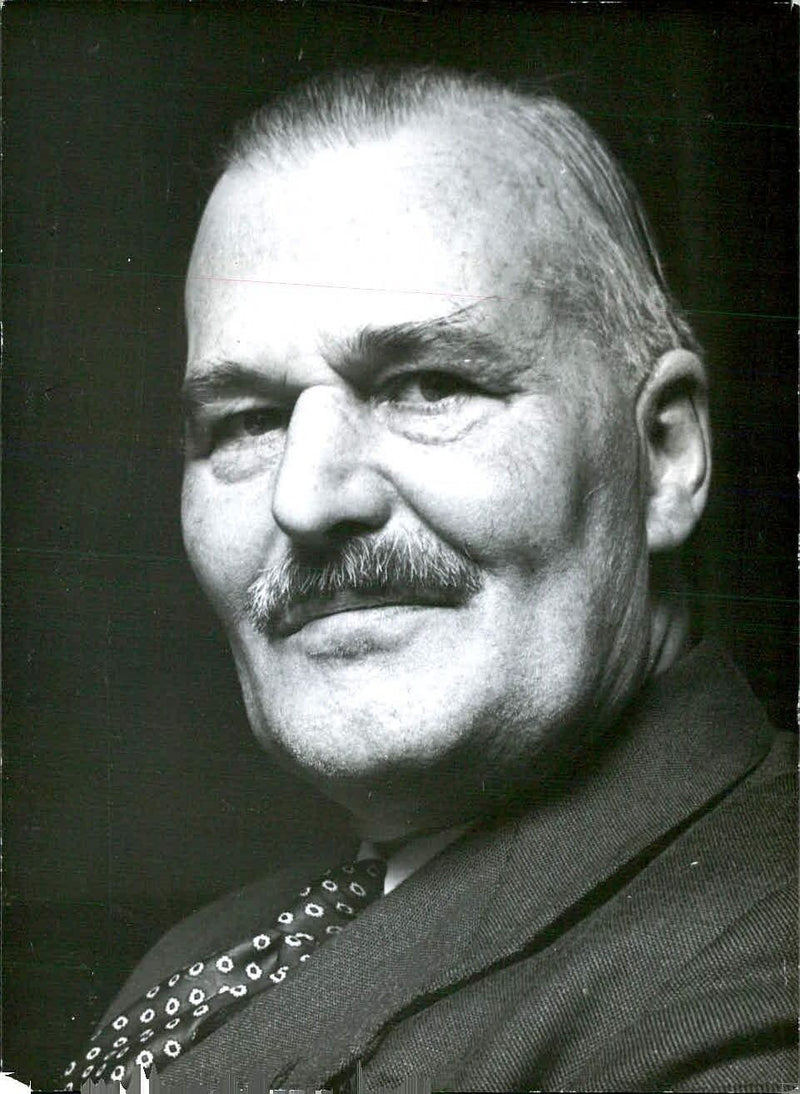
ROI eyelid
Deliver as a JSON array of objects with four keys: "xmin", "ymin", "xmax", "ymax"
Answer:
[
  {"xmin": 188, "ymin": 396, "xmax": 292, "ymax": 444},
  {"xmin": 184, "ymin": 399, "xmax": 288, "ymax": 459},
  {"xmin": 374, "ymin": 366, "xmax": 485, "ymax": 396}
]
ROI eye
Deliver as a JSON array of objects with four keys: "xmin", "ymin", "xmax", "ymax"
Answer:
[
  {"xmin": 383, "ymin": 370, "xmax": 480, "ymax": 405},
  {"xmin": 210, "ymin": 406, "xmax": 287, "ymax": 449}
]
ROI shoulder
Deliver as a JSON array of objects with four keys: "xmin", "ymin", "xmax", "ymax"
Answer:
[{"xmin": 572, "ymin": 729, "xmax": 797, "ymax": 1090}]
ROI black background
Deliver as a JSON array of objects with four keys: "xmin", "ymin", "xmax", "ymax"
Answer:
[{"xmin": 3, "ymin": 2, "xmax": 797, "ymax": 1085}]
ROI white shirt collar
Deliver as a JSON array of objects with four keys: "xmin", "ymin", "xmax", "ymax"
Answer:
[{"xmin": 358, "ymin": 824, "xmax": 468, "ymax": 895}]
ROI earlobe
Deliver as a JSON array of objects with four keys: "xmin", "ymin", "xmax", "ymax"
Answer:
[{"xmin": 637, "ymin": 348, "xmax": 712, "ymax": 552}]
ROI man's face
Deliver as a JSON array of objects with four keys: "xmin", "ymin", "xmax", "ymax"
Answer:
[{"xmin": 181, "ymin": 122, "xmax": 653, "ymax": 836}]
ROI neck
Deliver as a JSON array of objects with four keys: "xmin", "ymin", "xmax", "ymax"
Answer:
[
  {"xmin": 357, "ymin": 817, "xmax": 472, "ymax": 849},
  {"xmin": 648, "ymin": 576, "xmax": 692, "ymax": 679}
]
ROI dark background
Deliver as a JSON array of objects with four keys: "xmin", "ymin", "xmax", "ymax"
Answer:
[{"xmin": 3, "ymin": 2, "xmax": 797, "ymax": 1086}]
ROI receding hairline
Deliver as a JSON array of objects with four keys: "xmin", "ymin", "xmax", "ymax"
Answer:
[
  {"xmin": 222, "ymin": 71, "xmax": 635, "ymax": 239},
  {"xmin": 219, "ymin": 66, "xmax": 670, "ymax": 309},
  {"xmin": 213, "ymin": 67, "xmax": 700, "ymax": 387},
  {"xmin": 223, "ymin": 67, "xmax": 520, "ymax": 165}
]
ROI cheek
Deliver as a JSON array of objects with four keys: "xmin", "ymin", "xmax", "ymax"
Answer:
[
  {"xmin": 181, "ymin": 470, "xmax": 271, "ymax": 614},
  {"xmin": 384, "ymin": 412, "xmax": 590, "ymax": 565}
]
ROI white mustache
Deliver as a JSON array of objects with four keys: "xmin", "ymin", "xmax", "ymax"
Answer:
[{"xmin": 245, "ymin": 533, "xmax": 483, "ymax": 637}]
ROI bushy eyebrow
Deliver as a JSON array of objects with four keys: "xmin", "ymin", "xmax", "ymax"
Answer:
[
  {"xmin": 181, "ymin": 304, "xmax": 522, "ymax": 414},
  {"xmin": 181, "ymin": 360, "xmax": 277, "ymax": 415},
  {"xmin": 326, "ymin": 307, "xmax": 511, "ymax": 387}
]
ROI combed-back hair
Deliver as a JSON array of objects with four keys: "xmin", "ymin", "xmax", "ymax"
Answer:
[{"xmin": 222, "ymin": 67, "xmax": 699, "ymax": 387}]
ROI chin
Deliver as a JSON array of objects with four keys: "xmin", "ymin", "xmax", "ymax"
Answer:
[
  {"xmin": 248, "ymin": 697, "xmax": 399, "ymax": 773},
  {"xmin": 247, "ymin": 683, "xmax": 475, "ymax": 785}
]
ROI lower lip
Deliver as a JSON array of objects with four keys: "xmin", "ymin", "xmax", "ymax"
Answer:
[{"xmin": 277, "ymin": 604, "xmax": 448, "ymax": 658}]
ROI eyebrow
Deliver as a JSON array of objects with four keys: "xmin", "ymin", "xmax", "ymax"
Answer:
[
  {"xmin": 181, "ymin": 359, "xmax": 278, "ymax": 415},
  {"xmin": 326, "ymin": 306, "xmax": 513, "ymax": 388},
  {"xmin": 181, "ymin": 304, "xmax": 516, "ymax": 414}
]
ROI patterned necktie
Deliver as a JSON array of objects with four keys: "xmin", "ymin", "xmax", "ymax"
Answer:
[{"xmin": 62, "ymin": 857, "xmax": 385, "ymax": 1089}]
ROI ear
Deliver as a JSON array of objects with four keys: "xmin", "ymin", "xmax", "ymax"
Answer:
[{"xmin": 636, "ymin": 348, "xmax": 711, "ymax": 552}]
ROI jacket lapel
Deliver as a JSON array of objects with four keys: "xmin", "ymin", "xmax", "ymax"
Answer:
[
  {"xmin": 156, "ymin": 810, "xmax": 515, "ymax": 1085},
  {"xmin": 160, "ymin": 641, "xmax": 774, "ymax": 1088}
]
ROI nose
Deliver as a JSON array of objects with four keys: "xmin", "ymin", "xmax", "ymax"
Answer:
[{"xmin": 271, "ymin": 385, "xmax": 392, "ymax": 545}]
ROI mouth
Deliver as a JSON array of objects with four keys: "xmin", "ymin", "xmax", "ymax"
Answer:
[{"xmin": 270, "ymin": 588, "xmax": 463, "ymax": 639}]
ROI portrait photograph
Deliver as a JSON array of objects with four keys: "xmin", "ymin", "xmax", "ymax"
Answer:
[{"xmin": 3, "ymin": 2, "xmax": 797, "ymax": 1090}]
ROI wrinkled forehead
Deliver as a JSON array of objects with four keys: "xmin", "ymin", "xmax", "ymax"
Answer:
[{"xmin": 185, "ymin": 118, "xmax": 572, "ymax": 346}]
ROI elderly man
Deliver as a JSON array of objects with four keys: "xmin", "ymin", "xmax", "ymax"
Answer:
[{"xmin": 64, "ymin": 69, "xmax": 796, "ymax": 1092}]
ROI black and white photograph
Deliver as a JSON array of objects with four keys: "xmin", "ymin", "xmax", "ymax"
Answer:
[{"xmin": 3, "ymin": 3, "xmax": 798, "ymax": 1090}]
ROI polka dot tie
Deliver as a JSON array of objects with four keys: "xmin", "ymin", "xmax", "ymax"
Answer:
[{"xmin": 62, "ymin": 858, "xmax": 385, "ymax": 1088}]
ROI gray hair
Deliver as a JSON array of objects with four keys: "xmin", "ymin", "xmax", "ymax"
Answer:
[{"xmin": 223, "ymin": 67, "xmax": 699, "ymax": 388}]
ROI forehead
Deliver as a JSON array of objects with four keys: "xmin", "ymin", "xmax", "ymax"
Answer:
[{"xmin": 185, "ymin": 121, "xmax": 570, "ymax": 368}]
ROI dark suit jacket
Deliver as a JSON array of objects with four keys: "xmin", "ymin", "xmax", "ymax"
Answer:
[{"xmin": 100, "ymin": 642, "xmax": 797, "ymax": 1092}]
